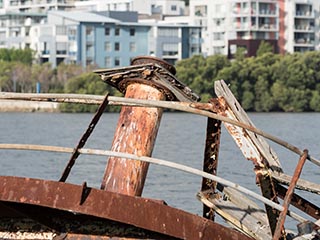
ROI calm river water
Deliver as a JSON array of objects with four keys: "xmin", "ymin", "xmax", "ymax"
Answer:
[{"xmin": 0, "ymin": 112, "xmax": 319, "ymax": 230}]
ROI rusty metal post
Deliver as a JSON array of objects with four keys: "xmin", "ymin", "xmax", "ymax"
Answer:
[
  {"xmin": 201, "ymin": 98, "xmax": 222, "ymax": 220},
  {"xmin": 101, "ymin": 83, "xmax": 164, "ymax": 195},
  {"xmin": 272, "ymin": 149, "xmax": 308, "ymax": 240},
  {"xmin": 96, "ymin": 56, "xmax": 199, "ymax": 196}
]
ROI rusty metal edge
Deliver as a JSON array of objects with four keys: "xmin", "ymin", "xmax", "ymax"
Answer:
[{"xmin": 0, "ymin": 176, "xmax": 252, "ymax": 240}]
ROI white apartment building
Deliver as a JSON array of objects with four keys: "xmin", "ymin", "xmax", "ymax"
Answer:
[
  {"xmin": 284, "ymin": 0, "xmax": 320, "ymax": 53},
  {"xmin": 0, "ymin": 0, "xmax": 75, "ymax": 14},
  {"xmin": 189, "ymin": 0, "xmax": 320, "ymax": 56},
  {"xmin": 74, "ymin": 0, "xmax": 185, "ymax": 17},
  {"xmin": 0, "ymin": 0, "xmax": 198, "ymax": 68}
]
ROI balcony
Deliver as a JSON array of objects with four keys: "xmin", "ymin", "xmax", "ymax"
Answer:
[
  {"xmin": 259, "ymin": 9, "xmax": 276, "ymax": 16},
  {"xmin": 41, "ymin": 50, "xmax": 50, "ymax": 55},
  {"xmin": 294, "ymin": 38, "xmax": 314, "ymax": 46},
  {"xmin": 56, "ymin": 50, "xmax": 67, "ymax": 55},
  {"xmin": 294, "ymin": 25, "xmax": 314, "ymax": 32}
]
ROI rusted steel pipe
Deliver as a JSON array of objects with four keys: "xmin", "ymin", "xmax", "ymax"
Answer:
[
  {"xmin": 101, "ymin": 83, "xmax": 164, "ymax": 195},
  {"xmin": 273, "ymin": 149, "xmax": 308, "ymax": 240},
  {"xmin": 97, "ymin": 56, "xmax": 199, "ymax": 196}
]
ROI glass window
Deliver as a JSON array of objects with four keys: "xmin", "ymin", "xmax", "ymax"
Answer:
[
  {"xmin": 114, "ymin": 42, "xmax": 120, "ymax": 51},
  {"xmin": 114, "ymin": 57, "xmax": 120, "ymax": 66},
  {"xmin": 105, "ymin": 27, "xmax": 110, "ymax": 36},
  {"xmin": 115, "ymin": 27, "xmax": 120, "ymax": 36},
  {"xmin": 86, "ymin": 26, "xmax": 93, "ymax": 36},
  {"xmin": 105, "ymin": 56, "xmax": 111, "ymax": 67},
  {"xmin": 129, "ymin": 42, "xmax": 136, "ymax": 52},
  {"xmin": 158, "ymin": 27, "xmax": 179, "ymax": 37},
  {"xmin": 162, "ymin": 43, "xmax": 178, "ymax": 56},
  {"xmin": 130, "ymin": 28, "xmax": 135, "ymax": 36},
  {"xmin": 105, "ymin": 41, "xmax": 111, "ymax": 51}
]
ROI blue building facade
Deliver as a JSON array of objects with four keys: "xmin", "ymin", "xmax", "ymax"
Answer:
[{"xmin": 42, "ymin": 11, "xmax": 201, "ymax": 68}]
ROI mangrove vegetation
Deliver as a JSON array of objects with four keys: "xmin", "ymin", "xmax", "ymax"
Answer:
[{"xmin": 1, "ymin": 47, "xmax": 320, "ymax": 112}]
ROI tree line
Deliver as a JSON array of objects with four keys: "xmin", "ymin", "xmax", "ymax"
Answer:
[
  {"xmin": 176, "ymin": 45, "xmax": 320, "ymax": 112},
  {"xmin": 1, "ymin": 46, "xmax": 320, "ymax": 112}
]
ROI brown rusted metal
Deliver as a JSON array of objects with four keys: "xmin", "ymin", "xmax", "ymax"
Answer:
[
  {"xmin": 59, "ymin": 93, "xmax": 109, "ymax": 182},
  {"xmin": 101, "ymin": 83, "xmax": 164, "ymax": 195},
  {"xmin": 99, "ymin": 57, "xmax": 199, "ymax": 196},
  {"xmin": 94, "ymin": 63, "xmax": 200, "ymax": 102},
  {"xmin": 0, "ymin": 176, "xmax": 251, "ymax": 240},
  {"xmin": 214, "ymin": 80, "xmax": 283, "ymax": 236},
  {"xmin": 131, "ymin": 56, "xmax": 177, "ymax": 75},
  {"xmin": 275, "ymin": 183, "xmax": 320, "ymax": 220},
  {"xmin": 201, "ymin": 98, "xmax": 222, "ymax": 220},
  {"xmin": 273, "ymin": 150, "xmax": 309, "ymax": 240},
  {"xmin": 256, "ymin": 170, "xmax": 281, "ymax": 236}
]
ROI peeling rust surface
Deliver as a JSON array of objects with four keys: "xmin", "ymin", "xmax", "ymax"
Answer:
[
  {"xmin": 94, "ymin": 64, "xmax": 200, "ymax": 102},
  {"xmin": 100, "ymin": 83, "xmax": 164, "ymax": 196},
  {"xmin": 201, "ymin": 99, "xmax": 222, "ymax": 220},
  {"xmin": 131, "ymin": 56, "xmax": 176, "ymax": 75},
  {"xmin": 0, "ymin": 176, "xmax": 251, "ymax": 240}
]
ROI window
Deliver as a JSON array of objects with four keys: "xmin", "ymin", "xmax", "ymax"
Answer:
[
  {"xmin": 158, "ymin": 27, "xmax": 178, "ymax": 37},
  {"xmin": 171, "ymin": 5, "xmax": 177, "ymax": 11},
  {"xmin": 213, "ymin": 32, "xmax": 224, "ymax": 40},
  {"xmin": 129, "ymin": 42, "xmax": 136, "ymax": 52},
  {"xmin": 56, "ymin": 42, "xmax": 67, "ymax": 55},
  {"xmin": 105, "ymin": 41, "xmax": 111, "ymax": 51},
  {"xmin": 130, "ymin": 28, "xmax": 135, "ymax": 36},
  {"xmin": 105, "ymin": 56, "xmax": 111, "ymax": 68},
  {"xmin": 114, "ymin": 57, "xmax": 120, "ymax": 66},
  {"xmin": 86, "ymin": 26, "xmax": 93, "ymax": 36},
  {"xmin": 115, "ymin": 27, "xmax": 120, "ymax": 36},
  {"xmin": 162, "ymin": 43, "xmax": 178, "ymax": 56},
  {"xmin": 114, "ymin": 42, "xmax": 120, "ymax": 51},
  {"xmin": 105, "ymin": 27, "xmax": 110, "ymax": 36}
]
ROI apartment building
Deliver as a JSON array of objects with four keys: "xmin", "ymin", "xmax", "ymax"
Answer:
[
  {"xmin": 0, "ymin": 0, "xmax": 200, "ymax": 67},
  {"xmin": 189, "ymin": 0, "xmax": 320, "ymax": 56},
  {"xmin": 283, "ymin": 0, "xmax": 320, "ymax": 54},
  {"xmin": 0, "ymin": 0, "xmax": 75, "ymax": 14},
  {"xmin": 0, "ymin": 0, "xmax": 73, "ymax": 49},
  {"xmin": 74, "ymin": 0, "xmax": 185, "ymax": 17}
]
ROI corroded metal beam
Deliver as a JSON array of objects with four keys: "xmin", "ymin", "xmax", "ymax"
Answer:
[
  {"xmin": 201, "ymin": 98, "xmax": 222, "ymax": 220},
  {"xmin": 0, "ymin": 176, "xmax": 251, "ymax": 240}
]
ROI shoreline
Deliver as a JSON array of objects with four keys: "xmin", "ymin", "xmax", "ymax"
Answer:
[{"xmin": 0, "ymin": 100, "xmax": 60, "ymax": 112}]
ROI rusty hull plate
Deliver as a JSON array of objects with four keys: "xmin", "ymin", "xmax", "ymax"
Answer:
[{"xmin": 0, "ymin": 176, "xmax": 251, "ymax": 240}]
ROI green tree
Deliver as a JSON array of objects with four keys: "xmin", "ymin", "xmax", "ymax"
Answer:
[
  {"xmin": 310, "ymin": 90, "xmax": 320, "ymax": 111},
  {"xmin": 176, "ymin": 54, "xmax": 229, "ymax": 101},
  {"xmin": 0, "ymin": 48, "xmax": 34, "ymax": 65},
  {"xmin": 0, "ymin": 61, "xmax": 12, "ymax": 91},
  {"xmin": 256, "ymin": 41, "xmax": 273, "ymax": 56},
  {"xmin": 31, "ymin": 63, "xmax": 55, "ymax": 93},
  {"xmin": 60, "ymin": 72, "xmax": 120, "ymax": 112}
]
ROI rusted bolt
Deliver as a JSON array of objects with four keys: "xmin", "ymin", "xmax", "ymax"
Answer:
[{"xmin": 95, "ymin": 56, "xmax": 199, "ymax": 196}]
